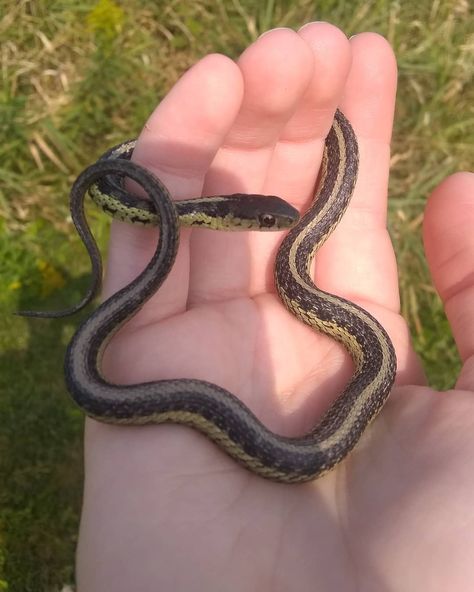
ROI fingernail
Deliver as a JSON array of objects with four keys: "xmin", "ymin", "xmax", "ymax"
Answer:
[
  {"xmin": 258, "ymin": 27, "xmax": 293, "ymax": 39},
  {"xmin": 298, "ymin": 21, "xmax": 327, "ymax": 32}
]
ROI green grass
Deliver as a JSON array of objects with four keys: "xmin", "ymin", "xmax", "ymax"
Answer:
[{"xmin": 1, "ymin": 0, "xmax": 473, "ymax": 589}]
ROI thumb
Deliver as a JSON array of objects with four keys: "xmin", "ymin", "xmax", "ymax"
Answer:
[{"xmin": 423, "ymin": 172, "xmax": 474, "ymax": 390}]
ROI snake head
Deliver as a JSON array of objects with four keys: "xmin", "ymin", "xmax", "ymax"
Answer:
[{"xmin": 198, "ymin": 194, "xmax": 300, "ymax": 231}]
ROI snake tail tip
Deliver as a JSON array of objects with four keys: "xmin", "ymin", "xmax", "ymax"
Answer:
[{"xmin": 14, "ymin": 308, "xmax": 77, "ymax": 319}]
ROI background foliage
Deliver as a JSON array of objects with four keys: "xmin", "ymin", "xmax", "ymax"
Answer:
[{"xmin": 1, "ymin": 0, "xmax": 472, "ymax": 589}]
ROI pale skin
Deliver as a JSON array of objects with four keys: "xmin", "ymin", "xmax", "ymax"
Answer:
[{"xmin": 77, "ymin": 24, "xmax": 474, "ymax": 591}]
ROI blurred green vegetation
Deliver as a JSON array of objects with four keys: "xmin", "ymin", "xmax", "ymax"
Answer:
[{"xmin": 1, "ymin": 0, "xmax": 472, "ymax": 589}]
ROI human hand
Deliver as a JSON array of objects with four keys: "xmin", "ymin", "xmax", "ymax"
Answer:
[{"xmin": 77, "ymin": 24, "xmax": 474, "ymax": 591}]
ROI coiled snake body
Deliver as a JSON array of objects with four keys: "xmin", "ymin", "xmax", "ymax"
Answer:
[{"xmin": 22, "ymin": 110, "xmax": 396, "ymax": 483}]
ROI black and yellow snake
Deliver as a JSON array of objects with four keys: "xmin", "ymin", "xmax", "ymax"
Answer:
[{"xmin": 21, "ymin": 109, "xmax": 396, "ymax": 483}]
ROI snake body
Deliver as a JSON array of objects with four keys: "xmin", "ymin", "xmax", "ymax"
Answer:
[
  {"xmin": 22, "ymin": 109, "xmax": 396, "ymax": 483},
  {"xmin": 274, "ymin": 111, "xmax": 396, "ymax": 475}
]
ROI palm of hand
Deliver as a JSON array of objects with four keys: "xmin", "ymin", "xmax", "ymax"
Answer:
[{"xmin": 78, "ymin": 25, "xmax": 474, "ymax": 591}]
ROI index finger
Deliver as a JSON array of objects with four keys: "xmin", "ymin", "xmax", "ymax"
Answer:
[{"xmin": 102, "ymin": 54, "xmax": 244, "ymax": 326}]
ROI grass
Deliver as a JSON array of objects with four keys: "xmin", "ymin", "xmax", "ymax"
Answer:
[{"xmin": 1, "ymin": 0, "xmax": 473, "ymax": 589}]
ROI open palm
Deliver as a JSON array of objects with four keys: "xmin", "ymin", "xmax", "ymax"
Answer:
[{"xmin": 77, "ymin": 24, "xmax": 474, "ymax": 591}]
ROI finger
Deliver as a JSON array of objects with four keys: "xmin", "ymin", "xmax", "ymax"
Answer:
[
  {"xmin": 264, "ymin": 22, "xmax": 352, "ymax": 204},
  {"xmin": 189, "ymin": 29, "xmax": 315, "ymax": 303},
  {"xmin": 316, "ymin": 32, "xmax": 399, "ymax": 312},
  {"xmin": 309, "ymin": 32, "xmax": 421, "ymax": 382},
  {"xmin": 102, "ymin": 54, "xmax": 244, "ymax": 325},
  {"xmin": 423, "ymin": 172, "xmax": 474, "ymax": 390}
]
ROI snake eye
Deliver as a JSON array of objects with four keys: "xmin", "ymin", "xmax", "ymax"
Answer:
[{"xmin": 259, "ymin": 213, "xmax": 276, "ymax": 228}]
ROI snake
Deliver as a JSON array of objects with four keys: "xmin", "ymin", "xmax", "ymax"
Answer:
[{"xmin": 21, "ymin": 109, "xmax": 397, "ymax": 483}]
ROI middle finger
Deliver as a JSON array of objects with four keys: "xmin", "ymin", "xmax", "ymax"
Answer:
[{"xmin": 189, "ymin": 28, "xmax": 315, "ymax": 304}]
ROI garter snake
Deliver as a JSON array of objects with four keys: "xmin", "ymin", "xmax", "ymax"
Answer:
[{"xmin": 22, "ymin": 109, "xmax": 396, "ymax": 483}]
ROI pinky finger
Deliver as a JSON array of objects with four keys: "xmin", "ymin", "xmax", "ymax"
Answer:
[{"xmin": 423, "ymin": 172, "xmax": 474, "ymax": 390}]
